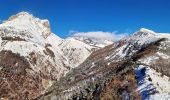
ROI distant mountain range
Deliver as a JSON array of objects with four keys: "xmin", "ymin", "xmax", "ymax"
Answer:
[{"xmin": 0, "ymin": 12, "xmax": 169, "ymax": 100}]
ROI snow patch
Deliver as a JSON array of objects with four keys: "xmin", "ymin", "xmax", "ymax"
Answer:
[{"xmin": 135, "ymin": 65, "xmax": 170, "ymax": 100}]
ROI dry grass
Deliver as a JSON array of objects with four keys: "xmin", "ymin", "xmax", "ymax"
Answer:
[{"xmin": 100, "ymin": 71, "xmax": 141, "ymax": 100}]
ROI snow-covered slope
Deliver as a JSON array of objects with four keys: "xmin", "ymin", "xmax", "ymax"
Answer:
[
  {"xmin": 105, "ymin": 28, "xmax": 161, "ymax": 62},
  {"xmin": 135, "ymin": 65, "xmax": 170, "ymax": 100},
  {"xmin": 57, "ymin": 35, "xmax": 114, "ymax": 68},
  {"xmin": 57, "ymin": 38, "xmax": 97, "ymax": 68},
  {"xmin": 57, "ymin": 36, "xmax": 113, "ymax": 68},
  {"xmin": 73, "ymin": 36, "xmax": 113, "ymax": 47}
]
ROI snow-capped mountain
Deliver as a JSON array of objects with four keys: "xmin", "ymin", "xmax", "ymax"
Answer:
[
  {"xmin": 0, "ymin": 12, "xmax": 112, "ymax": 99},
  {"xmin": 39, "ymin": 28, "xmax": 170, "ymax": 100},
  {"xmin": 0, "ymin": 12, "xmax": 70, "ymax": 99}
]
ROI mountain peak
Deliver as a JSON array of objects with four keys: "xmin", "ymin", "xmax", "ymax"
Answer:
[
  {"xmin": 133, "ymin": 28, "xmax": 157, "ymax": 37},
  {"xmin": 15, "ymin": 11, "xmax": 32, "ymax": 17},
  {"xmin": 0, "ymin": 11, "xmax": 52, "ymax": 39},
  {"xmin": 5, "ymin": 11, "xmax": 33, "ymax": 22},
  {"xmin": 139, "ymin": 28, "xmax": 156, "ymax": 34}
]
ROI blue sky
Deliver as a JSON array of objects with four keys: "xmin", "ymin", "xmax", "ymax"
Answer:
[{"xmin": 0, "ymin": 0, "xmax": 170, "ymax": 38}]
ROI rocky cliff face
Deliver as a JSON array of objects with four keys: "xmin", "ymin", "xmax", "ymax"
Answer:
[{"xmin": 37, "ymin": 29, "xmax": 170, "ymax": 100}]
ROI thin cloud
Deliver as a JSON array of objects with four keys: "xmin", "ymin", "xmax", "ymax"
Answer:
[{"xmin": 71, "ymin": 31, "xmax": 128, "ymax": 41}]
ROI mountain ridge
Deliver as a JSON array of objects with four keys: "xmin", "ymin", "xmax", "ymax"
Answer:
[{"xmin": 37, "ymin": 28, "xmax": 170, "ymax": 100}]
